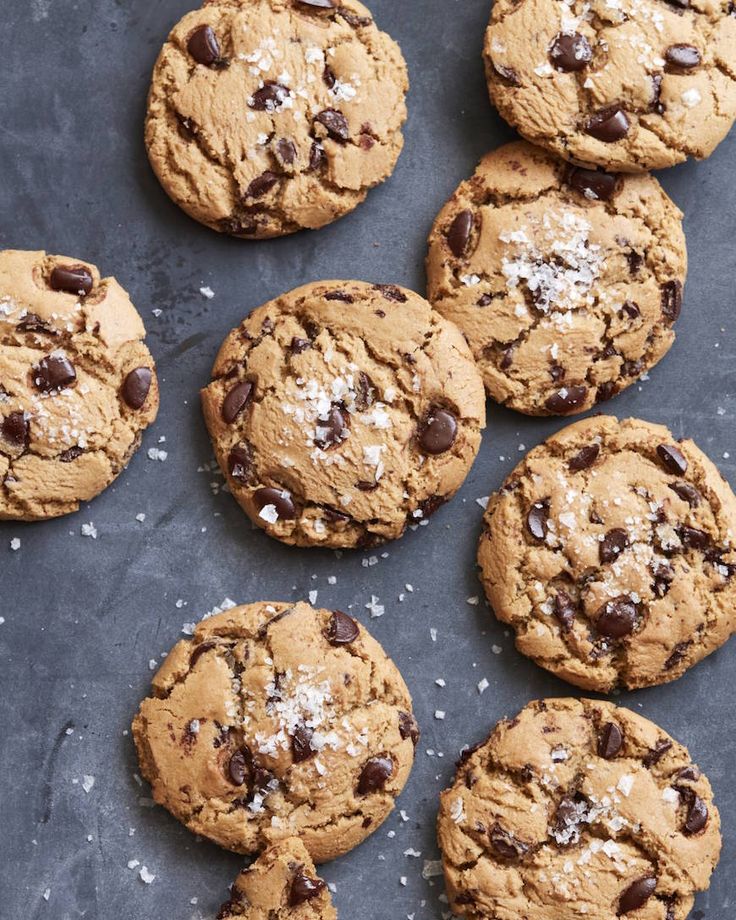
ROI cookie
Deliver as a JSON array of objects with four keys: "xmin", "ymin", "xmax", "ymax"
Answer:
[
  {"xmin": 0, "ymin": 249, "xmax": 158, "ymax": 521},
  {"xmin": 484, "ymin": 0, "xmax": 736, "ymax": 172},
  {"xmin": 426, "ymin": 142, "xmax": 686, "ymax": 416},
  {"xmin": 201, "ymin": 281, "xmax": 486, "ymax": 549},
  {"xmin": 477, "ymin": 416, "xmax": 736, "ymax": 692},
  {"xmin": 132, "ymin": 600, "xmax": 419, "ymax": 861},
  {"xmin": 218, "ymin": 838, "xmax": 336, "ymax": 919},
  {"xmin": 145, "ymin": 0, "xmax": 408, "ymax": 238},
  {"xmin": 438, "ymin": 698, "xmax": 721, "ymax": 920}
]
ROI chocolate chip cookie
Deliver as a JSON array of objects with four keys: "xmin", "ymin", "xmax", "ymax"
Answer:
[
  {"xmin": 477, "ymin": 416, "xmax": 736, "ymax": 691},
  {"xmin": 218, "ymin": 837, "xmax": 336, "ymax": 919},
  {"xmin": 133, "ymin": 601, "xmax": 419, "ymax": 862},
  {"xmin": 484, "ymin": 0, "xmax": 736, "ymax": 172},
  {"xmin": 146, "ymin": 0, "xmax": 408, "ymax": 238},
  {"xmin": 201, "ymin": 281, "xmax": 486, "ymax": 548},
  {"xmin": 426, "ymin": 142, "xmax": 686, "ymax": 416},
  {"xmin": 438, "ymin": 698, "xmax": 721, "ymax": 920},
  {"xmin": 0, "ymin": 249, "xmax": 158, "ymax": 521}
]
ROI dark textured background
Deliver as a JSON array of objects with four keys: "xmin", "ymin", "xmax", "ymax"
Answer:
[{"xmin": 1, "ymin": 1, "xmax": 734, "ymax": 917}]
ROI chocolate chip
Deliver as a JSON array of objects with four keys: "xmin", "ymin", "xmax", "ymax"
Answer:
[
  {"xmin": 374, "ymin": 283, "xmax": 407, "ymax": 303},
  {"xmin": 325, "ymin": 610, "xmax": 359, "ymax": 646},
  {"xmin": 549, "ymin": 32, "xmax": 592, "ymax": 71},
  {"xmin": 399, "ymin": 711, "xmax": 420, "ymax": 746},
  {"xmin": 657, "ymin": 443, "xmax": 688, "ymax": 475},
  {"xmin": 222, "ymin": 381, "xmax": 253, "ymax": 424},
  {"xmin": 49, "ymin": 265, "xmax": 93, "ymax": 296},
  {"xmin": 553, "ymin": 590, "xmax": 577, "ymax": 630},
  {"xmin": 600, "ymin": 528, "xmax": 628, "ymax": 564},
  {"xmin": 1, "ymin": 412, "xmax": 29, "ymax": 448},
  {"xmin": 314, "ymin": 108, "xmax": 349, "ymax": 142},
  {"xmin": 322, "ymin": 64, "xmax": 337, "ymax": 88},
  {"xmin": 650, "ymin": 73, "xmax": 665, "ymax": 115},
  {"xmin": 669, "ymin": 481, "xmax": 701, "ymax": 506},
  {"xmin": 661, "ymin": 280, "xmax": 682, "ymax": 322},
  {"xmin": 289, "ymin": 872, "xmax": 326, "ymax": 907},
  {"xmin": 275, "ymin": 138, "xmax": 297, "ymax": 165},
  {"xmin": 187, "ymin": 25, "xmax": 221, "ymax": 66},
  {"xmin": 246, "ymin": 171, "xmax": 280, "ymax": 199},
  {"xmin": 500, "ymin": 346, "xmax": 514, "ymax": 369},
  {"xmin": 122, "ymin": 367, "xmax": 152, "ymax": 410},
  {"xmin": 526, "ymin": 500, "xmax": 550, "ymax": 541},
  {"xmin": 621, "ymin": 300, "xmax": 641, "ymax": 320},
  {"xmin": 315, "ymin": 406, "xmax": 349, "ymax": 449},
  {"xmin": 34, "ymin": 353, "xmax": 76, "ymax": 391},
  {"xmin": 643, "ymin": 738, "xmax": 672, "ymax": 767},
  {"xmin": 291, "ymin": 725, "xmax": 315, "ymax": 763},
  {"xmin": 249, "ymin": 82, "xmax": 291, "ymax": 111},
  {"xmin": 569, "ymin": 443, "xmax": 600, "ymax": 471},
  {"xmin": 598, "ymin": 722, "xmax": 623, "ymax": 759},
  {"xmin": 676, "ymin": 764, "xmax": 701, "ymax": 782},
  {"xmin": 618, "ymin": 877, "xmax": 657, "ymax": 914},
  {"xmin": 679, "ymin": 526, "xmax": 710, "ymax": 551},
  {"xmin": 447, "ymin": 210, "xmax": 474, "ymax": 258},
  {"xmin": 567, "ymin": 166, "xmax": 618, "ymax": 200},
  {"xmin": 325, "ymin": 289, "xmax": 354, "ymax": 303},
  {"xmin": 491, "ymin": 60, "xmax": 521, "ymax": 86},
  {"xmin": 295, "ymin": 0, "xmax": 335, "ymax": 6},
  {"xmin": 596, "ymin": 380, "xmax": 617, "ymax": 403},
  {"xmin": 221, "ymin": 216, "xmax": 259, "ymax": 237},
  {"xmin": 419, "ymin": 407, "xmax": 457, "ymax": 455},
  {"xmin": 596, "ymin": 596, "xmax": 637, "ymax": 638},
  {"xmin": 665, "ymin": 43, "xmax": 701, "ymax": 69},
  {"xmin": 358, "ymin": 755, "xmax": 393, "ymax": 794},
  {"xmin": 681, "ymin": 790, "xmax": 708, "ymax": 835},
  {"xmin": 664, "ymin": 641, "xmax": 691, "ymax": 670},
  {"xmin": 308, "ymin": 141, "xmax": 326, "ymax": 171},
  {"xmin": 586, "ymin": 106, "xmax": 630, "ymax": 142},
  {"xmin": 253, "ymin": 487, "xmax": 296, "ymax": 520},
  {"xmin": 652, "ymin": 560, "xmax": 675, "ymax": 597},
  {"xmin": 489, "ymin": 822, "xmax": 528, "ymax": 860},
  {"xmin": 228, "ymin": 444, "xmax": 254, "ymax": 484},
  {"xmin": 545, "ymin": 385, "xmax": 587, "ymax": 413},
  {"xmin": 59, "ymin": 445, "xmax": 84, "ymax": 462},
  {"xmin": 17, "ymin": 312, "xmax": 57, "ymax": 335},
  {"xmin": 228, "ymin": 748, "xmax": 250, "ymax": 786},
  {"xmin": 290, "ymin": 337, "xmax": 310, "ymax": 354}
]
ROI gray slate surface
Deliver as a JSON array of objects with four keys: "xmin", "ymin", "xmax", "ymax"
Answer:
[{"xmin": 0, "ymin": 1, "xmax": 734, "ymax": 918}]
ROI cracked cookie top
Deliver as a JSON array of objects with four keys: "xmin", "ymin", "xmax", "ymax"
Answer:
[
  {"xmin": 426, "ymin": 142, "xmax": 686, "ymax": 416},
  {"xmin": 218, "ymin": 837, "xmax": 336, "ymax": 918},
  {"xmin": 438, "ymin": 698, "xmax": 721, "ymax": 920},
  {"xmin": 477, "ymin": 416, "xmax": 736, "ymax": 691},
  {"xmin": 201, "ymin": 281, "xmax": 486, "ymax": 549},
  {"xmin": 0, "ymin": 249, "xmax": 158, "ymax": 521},
  {"xmin": 132, "ymin": 601, "xmax": 419, "ymax": 862},
  {"xmin": 145, "ymin": 0, "xmax": 408, "ymax": 238},
  {"xmin": 484, "ymin": 0, "xmax": 736, "ymax": 172}
]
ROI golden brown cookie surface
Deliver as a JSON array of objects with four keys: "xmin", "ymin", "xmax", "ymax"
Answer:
[
  {"xmin": 201, "ymin": 281, "xmax": 486, "ymax": 549},
  {"xmin": 146, "ymin": 0, "xmax": 408, "ymax": 238},
  {"xmin": 0, "ymin": 249, "xmax": 158, "ymax": 520},
  {"xmin": 133, "ymin": 601, "xmax": 419, "ymax": 862},
  {"xmin": 426, "ymin": 142, "xmax": 686, "ymax": 416},
  {"xmin": 438, "ymin": 698, "xmax": 722, "ymax": 920},
  {"xmin": 484, "ymin": 0, "xmax": 736, "ymax": 172},
  {"xmin": 478, "ymin": 416, "xmax": 736, "ymax": 691},
  {"xmin": 218, "ymin": 838, "xmax": 336, "ymax": 919}
]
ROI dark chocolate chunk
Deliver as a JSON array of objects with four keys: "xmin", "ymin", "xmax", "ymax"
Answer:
[
  {"xmin": 419, "ymin": 407, "xmax": 457, "ymax": 455},
  {"xmin": 122, "ymin": 367, "xmax": 152, "ymax": 410}
]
